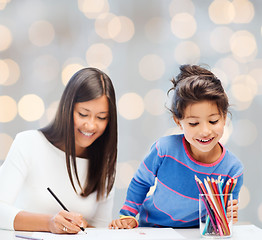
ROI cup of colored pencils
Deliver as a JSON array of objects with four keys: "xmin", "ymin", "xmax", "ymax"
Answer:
[{"xmin": 195, "ymin": 176, "xmax": 235, "ymax": 238}]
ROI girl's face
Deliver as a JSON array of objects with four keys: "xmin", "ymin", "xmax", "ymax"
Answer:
[
  {"xmin": 73, "ymin": 95, "xmax": 109, "ymax": 157},
  {"xmin": 174, "ymin": 100, "xmax": 226, "ymax": 162}
]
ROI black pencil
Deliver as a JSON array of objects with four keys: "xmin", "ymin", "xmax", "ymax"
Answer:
[{"xmin": 47, "ymin": 187, "xmax": 86, "ymax": 233}]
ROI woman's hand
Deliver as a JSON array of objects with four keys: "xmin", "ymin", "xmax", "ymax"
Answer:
[
  {"xmin": 226, "ymin": 199, "xmax": 238, "ymax": 224},
  {"xmin": 48, "ymin": 210, "xmax": 88, "ymax": 234},
  {"xmin": 108, "ymin": 217, "xmax": 137, "ymax": 229}
]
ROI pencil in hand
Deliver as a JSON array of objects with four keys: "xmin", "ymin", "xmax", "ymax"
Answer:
[{"xmin": 47, "ymin": 187, "xmax": 86, "ymax": 233}]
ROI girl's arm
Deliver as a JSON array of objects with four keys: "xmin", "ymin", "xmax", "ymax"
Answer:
[
  {"xmin": 225, "ymin": 173, "xmax": 243, "ymax": 224},
  {"xmin": 226, "ymin": 199, "xmax": 238, "ymax": 224},
  {"xmin": 109, "ymin": 216, "xmax": 138, "ymax": 229},
  {"xmin": 109, "ymin": 141, "xmax": 163, "ymax": 229}
]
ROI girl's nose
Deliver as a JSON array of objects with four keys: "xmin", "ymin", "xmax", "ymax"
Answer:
[{"xmin": 201, "ymin": 123, "xmax": 211, "ymax": 136}]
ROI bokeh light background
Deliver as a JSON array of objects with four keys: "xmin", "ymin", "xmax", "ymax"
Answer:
[{"xmin": 0, "ymin": 0, "xmax": 262, "ymax": 227}]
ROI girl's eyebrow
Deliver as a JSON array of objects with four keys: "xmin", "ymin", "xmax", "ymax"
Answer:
[{"xmin": 185, "ymin": 113, "xmax": 220, "ymax": 119}]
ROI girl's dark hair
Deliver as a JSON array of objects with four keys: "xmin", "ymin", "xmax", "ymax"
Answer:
[
  {"xmin": 40, "ymin": 67, "xmax": 117, "ymax": 200},
  {"xmin": 168, "ymin": 64, "xmax": 229, "ymax": 119}
]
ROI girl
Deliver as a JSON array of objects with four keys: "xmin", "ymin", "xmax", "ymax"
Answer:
[
  {"xmin": 109, "ymin": 64, "xmax": 243, "ymax": 229},
  {"xmin": 0, "ymin": 67, "xmax": 117, "ymax": 233}
]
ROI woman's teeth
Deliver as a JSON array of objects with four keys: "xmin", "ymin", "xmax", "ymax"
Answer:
[{"xmin": 80, "ymin": 130, "xmax": 94, "ymax": 137}]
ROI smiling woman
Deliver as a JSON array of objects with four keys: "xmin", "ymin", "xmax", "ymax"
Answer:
[
  {"xmin": 0, "ymin": 68, "xmax": 118, "ymax": 234},
  {"xmin": 73, "ymin": 95, "xmax": 109, "ymax": 157}
]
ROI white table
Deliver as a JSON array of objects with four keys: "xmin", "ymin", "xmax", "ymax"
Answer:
[{"xmin": 1, "ymin": 224, "xmax": 262, "ymax": 240}]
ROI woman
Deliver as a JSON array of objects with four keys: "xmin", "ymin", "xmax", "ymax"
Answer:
[{"xmin": 0, "ymin": 67, "xmax": 117, "ymax": 233}]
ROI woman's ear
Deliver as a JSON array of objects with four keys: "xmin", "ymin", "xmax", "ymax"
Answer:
[{"xmin": 173, "ymin": 116, "xmax": 182, "ymax": 130}]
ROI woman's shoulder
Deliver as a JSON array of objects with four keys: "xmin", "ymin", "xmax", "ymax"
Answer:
[
  {"xmin": 15, "ymin": 130, "xmax": 43, "ymax": 141},
  {"xmin": 14, "ymin": 130, "xmax": 48, "ymax": 148}
]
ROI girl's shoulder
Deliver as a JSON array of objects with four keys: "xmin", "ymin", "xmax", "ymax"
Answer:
[
  {"xmin": 153, "ymin": 134, "xmax": 184, "ymax": 155},
  {"xmin": 157, "ymin": 134, "xmax": 184, "ymax": 146},
  {"xmin": 224, "ymin": 149, "xmax": 244, "ymax": 169}
]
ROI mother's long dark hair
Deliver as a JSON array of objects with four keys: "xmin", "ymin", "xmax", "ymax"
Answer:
[{"xmin": 40, "ymin": 67, "xmax": 117, "ymax": 200}]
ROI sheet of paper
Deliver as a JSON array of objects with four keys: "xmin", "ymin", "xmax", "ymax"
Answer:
[
  {"xmin": 32, "ymin": 227, "xmax": 186, "ymax": 240},
  {"xmin": 233, "ymin": 224, "xmax": 262, "ymax": 239}
]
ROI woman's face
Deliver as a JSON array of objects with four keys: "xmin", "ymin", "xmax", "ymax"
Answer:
[{"xmin": 73, "ymin": 95, "xmax": 109, "ymax": 157}]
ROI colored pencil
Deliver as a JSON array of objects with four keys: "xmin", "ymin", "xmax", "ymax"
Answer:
[
  {"xmin": 205, "ymin": 178, "xmax": 229, "ymax": 235},
  {"xmin": 15, "ymin": 235, "xmax": 43, "ymax": 240},
  {"xmin": 195, "ymin": 175, "xmax": 236, "ymax": 236},
  {"xmin": 223, "ymin": 180, "xmax": 230, "ymax": 206},
  {"xmin": 195, "ymin": 176, "xmax": 217, "ymax": 234}
]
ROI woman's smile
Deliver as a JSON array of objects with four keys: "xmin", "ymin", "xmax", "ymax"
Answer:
[{"xmin": 79, "ymin": 129, "xmax": 95, "ymax": 137}]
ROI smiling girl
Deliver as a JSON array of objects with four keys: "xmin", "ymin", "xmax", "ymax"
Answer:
[
  {"xmin": 0, "ymin": 68, "xmax": 117, "ymax": 233},
  {"xmin": 109, "ymin": 64, "xmax": 243, "ymax": 229}
]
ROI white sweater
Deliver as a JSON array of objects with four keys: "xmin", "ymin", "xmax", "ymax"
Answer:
[{"xmin": 0, "ymin": 130, "xmax": 114, "ymax": 230}]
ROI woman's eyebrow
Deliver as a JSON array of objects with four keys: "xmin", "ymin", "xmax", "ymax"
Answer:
[{"xmin": 80, "ymin": 108, "xmax": 109, "ymax": 114}]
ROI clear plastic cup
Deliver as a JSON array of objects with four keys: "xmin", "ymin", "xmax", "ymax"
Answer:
[{"xmin": 199, "ymin": 193, "xmax": 233, "ymax": 238}]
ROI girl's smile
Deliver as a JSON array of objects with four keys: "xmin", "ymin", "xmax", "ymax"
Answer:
[{"xmin": 196, "ymin": 137, "xmax": 215, "ymax": 145}]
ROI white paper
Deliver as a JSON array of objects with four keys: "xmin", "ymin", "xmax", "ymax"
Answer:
[
  {"xmin": 233, "ymin": 224, "xmax": 262, "ymax": 239},
  {"xmin": 32, "ymin": 227, "xmax": 186, "ymax": 240}
]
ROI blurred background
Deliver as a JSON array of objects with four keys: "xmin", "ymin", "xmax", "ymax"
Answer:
[{"xmin": 0, "ymin": 0, "xmax": 261, "ymax": 227}]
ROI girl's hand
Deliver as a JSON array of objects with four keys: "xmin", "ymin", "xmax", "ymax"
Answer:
[
  {"xmin": 108, "ymin": 217, "xmax": 137, "ymax": 229},
  {"xmin": 226, "ymin": 199, "xmax": 238, "ymax": 224},
  {"xmin": 48, "ymin": 210, "xmax": 88, "ymax": 234}
]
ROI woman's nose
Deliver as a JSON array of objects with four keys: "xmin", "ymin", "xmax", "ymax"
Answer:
[{"xmin": 85, "ymin": 118, "xmax": 96, "ymax": 130}]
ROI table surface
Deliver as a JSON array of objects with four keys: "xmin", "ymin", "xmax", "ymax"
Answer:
[{"xmin": 1, "ymin": 224, "xmax": 262, "ymax": 240}]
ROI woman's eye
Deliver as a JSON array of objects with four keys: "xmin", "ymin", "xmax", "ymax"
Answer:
[
  {"xmin": 98, "ymin": 116, "xmax": 108, "ymax": 120},
  {"xmin": 79, "ymin": 112, "xmax": 87, "ymax": 117}
]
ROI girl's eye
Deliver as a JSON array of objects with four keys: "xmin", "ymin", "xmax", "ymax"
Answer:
[
  {"xmin": 210, "ymin": 120, "xmax": 219, "ymax": 124},
  {"xmin": 189, "ymin": 122, "xmax": 198, "ymax": 126}
]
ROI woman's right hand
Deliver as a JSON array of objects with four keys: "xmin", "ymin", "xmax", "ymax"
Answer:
[{"xmin": 48, "ymin": 210, "xmax": 88, "ymax": 234}]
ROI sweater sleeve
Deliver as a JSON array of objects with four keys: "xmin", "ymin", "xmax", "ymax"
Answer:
[
  {"xmin": 0, "ymin": 133, "xmax": 29, "ymax": 230},
  {"xmin": 231, "ymin": 169, "xmax": 244, "ymax": 201},
  {"xmin": 120, "ymin": 141, "xmax": 164, "ymax": 217},
  {"xmin": 89, "ymin": 188, "xmax": 115, "ymax": 227}
]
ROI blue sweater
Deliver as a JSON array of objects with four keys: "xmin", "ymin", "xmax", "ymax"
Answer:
[{"xmin": 120, "ymin": 134, "xmax": 243, "ymax": 227}]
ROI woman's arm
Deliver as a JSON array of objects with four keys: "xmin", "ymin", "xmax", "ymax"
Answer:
[
  {"xmin": 14, "ymin": 210, "xmax": 87, "ymax": 233},
  {"xmin": 0, "ymin": 134, "xmax": 29, "ymax": 230},
  {"xmin": 0, "ymin": 133, "xmax": 88, "ymax": 233},
  {"xmin": 89, "ymin": 188, "xmax": 115, "ymax": 227}
]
